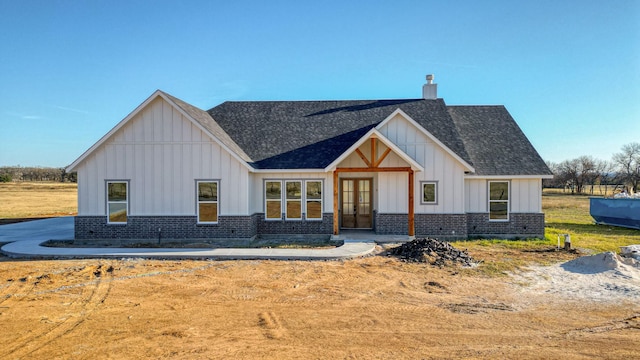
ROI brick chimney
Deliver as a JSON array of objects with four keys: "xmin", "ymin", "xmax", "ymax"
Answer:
[{"xmin": 422, "ymin": 74, "xmax": 437, "ymax": 99}]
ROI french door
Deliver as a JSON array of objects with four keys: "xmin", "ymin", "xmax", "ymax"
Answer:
[{"xmin": 341, "ymin": 178, "xmax": 372, "ymax": 229}]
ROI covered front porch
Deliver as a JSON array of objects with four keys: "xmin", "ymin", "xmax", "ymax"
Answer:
[{"xmin": 324, "ymin": 129, "xmax": 423, "ymax": 238}]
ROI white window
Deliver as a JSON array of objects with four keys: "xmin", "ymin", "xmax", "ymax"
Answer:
[
  {"xmin": 265, "ymin": 181, "xmax": 282, "ymax": 220},
  {"xmin": 488, "ymin": 181, "xmax": 509, "ymax": 221},
  {"xmin": 197, "ymin": 181, "xmax": 218, "ymax": 224},
  {"xmin": 305, "ymin": 180, "xmax": 323, "ymax": 220},
  {"xmin": 420, "ymin": 181, "xmax": 438, "ymax": 205},
  {"xmin": 264, "ymin": 179, "xmax": 324, "ymax": 220},
  {"xmin": 285, "ymin": 181, "xmax": 302, "ymax": 220},
  {"xmin": 107, "ymin": 181, "xmax": 128, "ymax": 224}
]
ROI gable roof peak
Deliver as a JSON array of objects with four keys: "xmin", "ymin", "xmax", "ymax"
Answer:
[{"xmin": 66, "ymin": 89, "xmax": 253, "ymax": 172}]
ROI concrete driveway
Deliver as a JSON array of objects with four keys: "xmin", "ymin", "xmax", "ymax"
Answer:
[{"xmin": 0, "ymin": 216, "xmax": 74, "ymax": 244}]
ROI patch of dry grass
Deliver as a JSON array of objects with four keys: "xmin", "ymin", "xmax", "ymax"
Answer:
[{"xmin": 0, "ymin": 182, "xmax": 77, "ymax": 220}]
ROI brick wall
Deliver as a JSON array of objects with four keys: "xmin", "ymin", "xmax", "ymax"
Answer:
[
  {"xmin": 375, "ymin": 213, "xmax": 409, "ymax": 235},
  {"xmin": 375, "ymin": 213, "xmax": 467, "ymax": 239},
  {"xmin": 257, "ymin": 213, "xmax": 333, "ymax": 235},
  {"xmin": 74, "ymin": 212, "xmax": 545, "ymax": 240},
  {"xmin": 375, "ymin": 213, "xmax": 544, "ymax": 239},
  {"xmin": 415, "ymin": 214, "xmax": 468, "ymax": 239},
  {"xmin": 466, "ymin": 213, "xmax": 545, "ymax": 239},
  {"xmin": 75, "ymin": 215, "xmax": 259, "ymax": 240}
]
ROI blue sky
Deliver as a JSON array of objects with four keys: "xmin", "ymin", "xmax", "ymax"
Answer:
[{"xmin": 1, "ymin": 0, "xmax": 638, "ymax": 168}]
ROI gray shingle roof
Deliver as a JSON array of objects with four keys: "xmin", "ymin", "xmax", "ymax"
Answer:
[
  {"xmin": 161, "ymin": 91, "xmax": 252, "ymax": 163},
  {"xmin": 163, "ymin": 91, "xmax": 548, "ymax": 176},
  {"xmin": 207, "ymin": 99, "xmax": 474, "ymax": 170},
  {"xmin": 448, "ymin": 106, "xmax": 552, "ymax": 176}
]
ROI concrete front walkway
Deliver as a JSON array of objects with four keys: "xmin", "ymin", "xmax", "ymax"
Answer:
[
  {"xmin": 0, "ymin": 217, "xmax": 377, "ymax": 260},
  {"xmin": 1, "ymin": 239, "xmax": 376, "ymax": 260}
]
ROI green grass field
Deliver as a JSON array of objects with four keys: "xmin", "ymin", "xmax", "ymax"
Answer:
[{"xmin": 542, "ymin": 191, "xmax": 639, "ymax": 252}]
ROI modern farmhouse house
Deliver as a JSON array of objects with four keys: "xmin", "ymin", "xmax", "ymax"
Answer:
[{"xmin": 66, "ymin": 76, "xmax": 552, "ymax": 241}]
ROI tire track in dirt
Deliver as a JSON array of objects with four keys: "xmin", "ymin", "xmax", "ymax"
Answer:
[
  {"xmin": 0, "ymin": 265, "xmax": 91, "ymax": 311},
  {"xmin": 0, "ymin": 274, "xmax": 38, "ymax": 308},
  {"xmin": 438, "ymin": 301, "xmax": 516, "ymax": 314},
  {"xmin": 0, "ymin": 278, "xmax": 24, "ymax": 306},
  {"xmin": 258, "ymin": 312, "xmax": 286, "ymax": 339},
  {"xmin": 0, "ymin": 263, "xmax": 114, "ymax": 359},
  {"xmin": 566, "ymin": 313, "xmax": 640, "ymax": 335}
]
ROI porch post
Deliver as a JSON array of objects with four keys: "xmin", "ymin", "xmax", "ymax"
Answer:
[
  {"xmin": 333, "ymin": 170, "xmax": 339, "ymax": 235},
  {"xmin": 408, "ymin": 169, "xmax": 415, "ymax": 237}
]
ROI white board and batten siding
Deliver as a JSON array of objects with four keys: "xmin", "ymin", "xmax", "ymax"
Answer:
[
  {"xmin": 377, "ymin": 113, "xmax": 466, "ymax": 214},
  {"xmin": 76, "ymin": 97, "xmax": 250, "ymax": 216},
  {"xmin": 465, "ymin": 178, "xmax": 542, "ymax": 213}
]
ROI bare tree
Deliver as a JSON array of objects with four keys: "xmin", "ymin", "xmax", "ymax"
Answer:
[
  {"xmin": 543, "ymin": 160, "xmax": 562, "ymax": 189},
  {"xmin": 557, "ymin": 159, "xmax": 578, "ymax": 193},
  {"xmin": 593, "ymin": 159, "xmax": 615, "ymax": 196},
  {"xmin": 577, "ymin": 156, "xmax": 598, "ymax": 194},
  {"xmin": 555, "ymin": 156, "xmax": 598, "ymax": 194},
  {"xmin": 612, "ymin": 142, "xmax": 640, "ymax": 193}
]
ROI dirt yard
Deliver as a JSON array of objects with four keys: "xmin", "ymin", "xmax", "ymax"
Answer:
[{"xmin": 1, "ymin": 249, "xmax": 638, "ymax": 359}]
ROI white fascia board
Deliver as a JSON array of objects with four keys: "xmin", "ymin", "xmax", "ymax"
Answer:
[
  {"xmin": 465, "ymin": 174, "xmax": 554, "ymax": 179},
  {"xmin": 376, "ymin": 108, "xmax": 475, "ymax": 173},
  {"xmin": 66, "ymin": 90, "xmax": 165, "ymax": 172},
  {"xmin": 159, "ymin": 92, "xmax": 254, "ymax": 172},
  {"xmin": 324, "ymin": 128, "xmax": 424, "ymax": 172}
]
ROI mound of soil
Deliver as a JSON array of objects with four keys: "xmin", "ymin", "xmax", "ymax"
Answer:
[
  {"xmin": 561, "ymin": 251, "xmax": 640, "ymax": 275},
  {"xmin": 389, "ymin": 237, "xmax": 476, "ymax": 267}
]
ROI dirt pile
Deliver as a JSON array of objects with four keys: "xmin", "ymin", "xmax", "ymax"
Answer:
[
  {"xmin": 389, "ymin": 237, "xmax": 476, "ymax": 267},
  {"xmin": 513, "ymin": 251, "xmax": 640, "ymax": 303},
  {"xmin": 561, "ymin": 251, "xmax": 640, "ymax": 276}
]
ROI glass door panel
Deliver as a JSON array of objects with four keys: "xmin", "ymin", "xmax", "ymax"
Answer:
[{"xmin": 341, "ymin": 178, "xmax": 372, "ymax": 229}]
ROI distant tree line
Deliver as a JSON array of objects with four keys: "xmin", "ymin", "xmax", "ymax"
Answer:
[
  {"xmin": 0, "ymin": 166, "xmax": 77, "ymax": 183},
  {"xmin": 544, "ymin": 142, "xmax": 640, "ymax": 195}
]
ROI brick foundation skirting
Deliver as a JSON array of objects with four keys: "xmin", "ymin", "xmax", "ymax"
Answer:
[
  {"xmin": 74, "ymin": 212, "xmax": 544, "ymax": 240},
  {"xmin": 375, "ymin": 213, "xmax": 468, "ymax": 239},
  {"xmin": 257, "ymin": 213, "xmax": 333, "ymax": 235},
  {"xmin": 375, "ymin": 212, "xmax": 544, "ymax": 239},
  {"xmin": 375, "ymin": 213, "xmax": 409, "ymax": 235},
  {"xmin": 466, "ymin": 213, "xmax": 545, "ymax": 239},
  {"xmin": 415, "ymin": 214, "xmax": 468, "ymax": 239},
  {"xmin": 75, "ymin": 215, "xmax": 260, "ymax": 240}
]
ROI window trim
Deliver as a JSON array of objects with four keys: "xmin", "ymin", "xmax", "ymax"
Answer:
[
  {"xmin": 305, "ymin": 180, "xmax": 323, "ymax": 221},
  {"xmin": 106, "ymin": 180, "xmax": 129, "ymax": 225},
  {"xmin": 264, "ymin": 179, "xmax": 324, "ymax": 221},
  {"xmin": 264, "ymin": 180, "xmax": 283, "ymax": 221},
  {"xmin": 420, "ymin": 181, "xmax": 438, "ymax": 205},
  {"xmin": 196, "ymin": 180, "xmax": 219, "ymax": 224},
  {"xmin": 488, "ymin": 180, "xmax": 510, "ymax": 222},
  {"xmin": 285, "ymin": 180, "xmax": 303, "ymax": 221}
]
